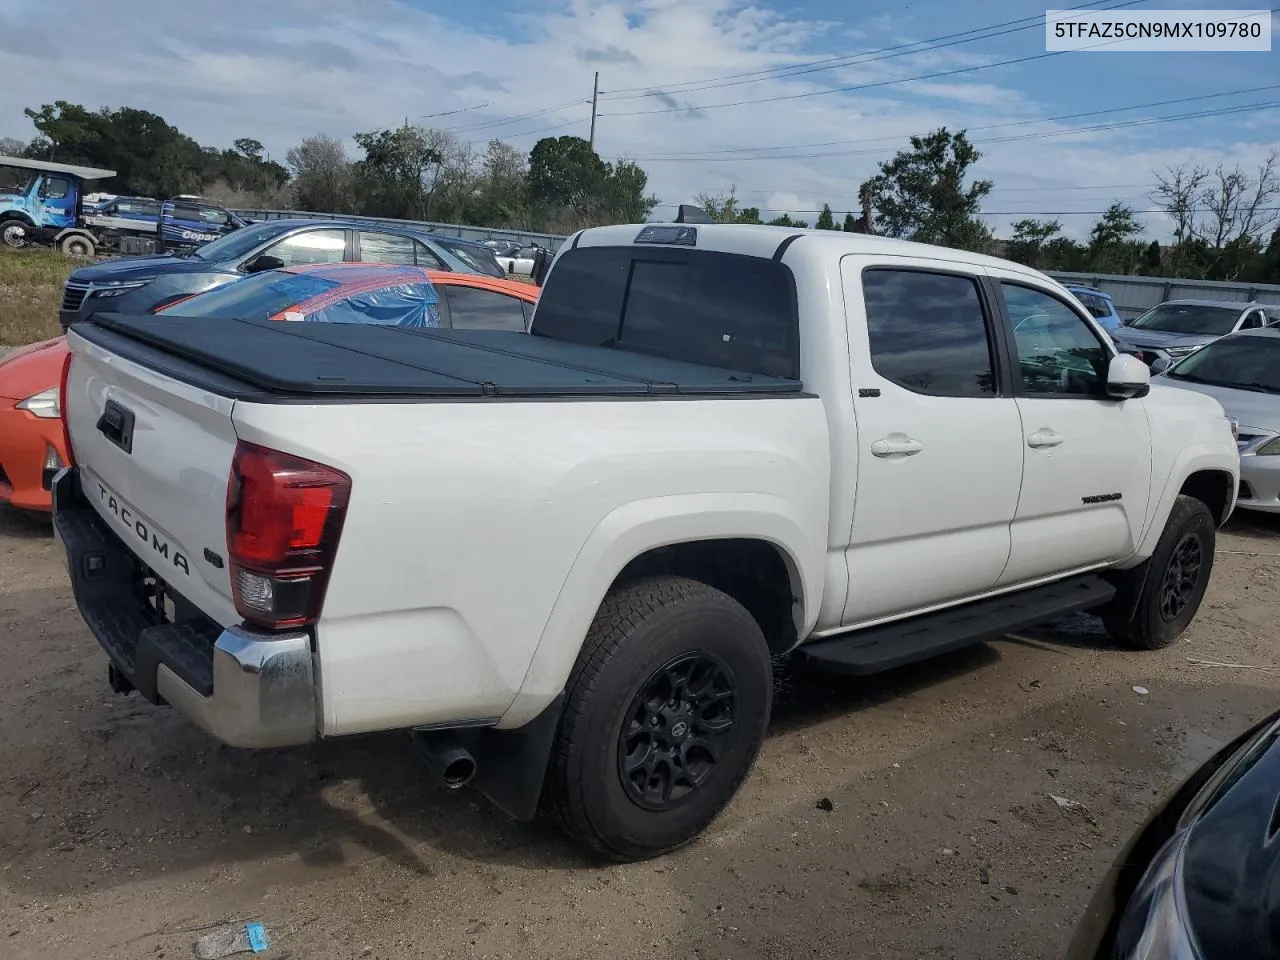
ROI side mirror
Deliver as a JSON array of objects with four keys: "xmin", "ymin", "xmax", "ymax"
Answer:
[
  {"xmin": 244, "ymin": 254, "xmax": 284, "ymax": 274},
  {"xmin": 1149, "ymin": 356, "xmax": 1172, "ymax": 375},
  {"xmin": 1106, "ymin": 353, "xmax": 1151, "ymax": 399},
  {"xmin": 530, "ymin": 247, "xmax": 552, "ymax": 286}
]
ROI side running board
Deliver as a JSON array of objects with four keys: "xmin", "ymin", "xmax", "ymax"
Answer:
[{"xmin": 798, "ymin": 575, "xmax": 1116, "ymax": 676}]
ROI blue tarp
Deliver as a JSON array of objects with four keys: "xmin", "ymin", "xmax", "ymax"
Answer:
[{"xmin": 305, "ymin": 282, "xmax": 440, "ymax": 328}]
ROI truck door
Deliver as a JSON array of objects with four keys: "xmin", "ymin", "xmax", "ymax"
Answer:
[
  {"xmin": 35, "ymin": 175, "xmax": 77, "ymax": 229},
  {"xmin": 989, "ymin": 273, "xmax": 1151, "ymax": 583},
  {"xmin": 839, "ymin": 257, "xmax": 1025, "ymax": 624}
]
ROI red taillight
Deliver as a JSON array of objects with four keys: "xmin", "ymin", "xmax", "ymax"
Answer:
[
  {"xmin": 226, "ymin": 441, "xmax": 351, "ymax": 630},
  {"xmin": 58, "ymin": 350, "xmax": 75, "ymax": 466}
]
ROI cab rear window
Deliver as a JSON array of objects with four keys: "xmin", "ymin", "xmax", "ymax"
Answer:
[{"xmin": 530, "ymin": 246, "xmax": 799, "ymax": 379}]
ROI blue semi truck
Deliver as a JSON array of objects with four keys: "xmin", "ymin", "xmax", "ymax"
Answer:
[{"xmin": 0, "ymin": 155, "xmax": 245, "ymax": 257}]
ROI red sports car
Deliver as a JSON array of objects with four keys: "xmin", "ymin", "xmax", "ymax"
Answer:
[{"xmin": 0, "ymin": 264, "xmax": 538, "ymax": 514}]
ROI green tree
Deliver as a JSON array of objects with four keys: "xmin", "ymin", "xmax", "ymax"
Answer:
[
  {"xmin": 286, "ymin": 134, "xmax": 352, "ymax": 213},
  {"xmin": 692, "ymin": 184, "xmax": 762, "ymax": 223},
  {"xmin": 467, "ymin": 139, "xmax": 533, "ymax": 228},
  {"xmin": 528, "ymin": 135, "xmax": 607, "ymax": 211},
  {"xmin": 859, "ymin": 128, "xmax": 993, "ymax": 251},
  {"xmin": 1005, "ymin": 218, "xmax": 1063, "ymax": 269},
  {"xmin": 1087, "ymin": 202, "xmax": 1146, "ymax": 273},
  {"xmin": 842, "ymin": 212, "xmax": 857, "ymax": 232},
  {"xmin": 1141, "ymin": 239, "xmax": 1163, "ymax": 275},
  {"xmin": 767, "ymin": 213, "xmax": 809, "ymax": 228},
  {"xmin": 601, "ymin": 158, "xmax": 659, "ymax": 224},
  {"xmin": 352, "ymin": 126, "xmax": 443, "ymax": 220},
  {"xmin": 815, "ymin": 204, "xmax": 836, "ymax": 230}
]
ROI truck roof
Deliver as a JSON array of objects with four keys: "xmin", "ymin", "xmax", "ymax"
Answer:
[
  {"xmin": 573, "ymin": 222, "xmax": 1057, "ymax": 284},
  {"xmin": 0, "ymin": 154, "xmax": 117, "ymax": 181}
]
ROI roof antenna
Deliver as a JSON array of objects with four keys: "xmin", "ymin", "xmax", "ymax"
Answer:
[{"xmin": 674, "ymin": 204, "xmax": 714, "ymax": 224}]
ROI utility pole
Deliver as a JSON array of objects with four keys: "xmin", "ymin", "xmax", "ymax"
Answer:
[{"xmin": 589, "ymin": 71, "xmax": 599, "ymax": 150}]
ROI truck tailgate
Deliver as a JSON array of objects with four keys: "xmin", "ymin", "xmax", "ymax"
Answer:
[{"xmin": 64, "ymin": 330, "xmax": 239, "ymax": 625}]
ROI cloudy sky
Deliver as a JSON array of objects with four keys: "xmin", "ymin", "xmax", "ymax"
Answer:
[{"xmin": 1, "ymin": 0, "xmax": 1277, "ymax": 239}]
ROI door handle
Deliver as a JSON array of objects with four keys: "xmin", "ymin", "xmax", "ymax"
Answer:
[
  {"xmin": 871, "ymin": 436, "xmax": 923, "ymax": 458},
  {"xmin": 1027, "ymin": 428, "xmax": 1063, "ymax": 449}
]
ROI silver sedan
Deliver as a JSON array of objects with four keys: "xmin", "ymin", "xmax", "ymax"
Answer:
[{"xmin": 1152, "ymin": 328, "xmax": 1280, "ymax": 513}]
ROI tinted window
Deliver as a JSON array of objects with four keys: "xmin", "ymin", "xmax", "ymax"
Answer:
[
  {"xmin": 1167, "ymin": 335, "xmax": 1280, "ymax": 393},
  {"xmin": 532, "ymin": 247, "xmax": 798, "ymax": 379},
  {"xmin": 1076, "ymin": 293, "xmax": 1111, "ymax": 319},
  {"xmin": 1241, "ymin": 310, "xmax": 1264, "ymax": 330},
  {"xmin": 360, "ymin": 232, "xmax": 416, "ymax": 265},
  {"xmin": 414, "ymin": 241, "xmax": 446, "ymax": 269},
  {"xmin": 1130, "ymin": 303, "xmax": 1241, "ymax": 336},
  {"xmin": 433, "ymin": 237, "xmax": 506, "ymax": 278},
  {"xmin": 193, "ymin": 221, "xmax": 295, "ymax": 262},
  {"xmin": 1004, "ymin": 283, "xmax": 1109, "ymax": 396},
  {"xmin": 199, "ymin": 207, "xmax": 230, "ymax": 226},
  {"xmin": 262, "ymin": 228, "xmax": 347, "ymax": 267},
  {"xmin": 862, "ymin": 269, "xmax": 995, "ymax": 398},
  {"xmin": 443, "ymin": 286, "xmax": 528, "ymax": 330},
  {"xmin": 168, "ymin": 203, "xmax": 208, "ymax": 223}
]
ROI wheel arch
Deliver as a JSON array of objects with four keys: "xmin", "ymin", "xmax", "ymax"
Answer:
[
  {"xmin": 498, "ymin": 492, "xmax": 824, "ymax": 729},
  {"xmin": 1131, "ymin": 446, "xmax": 1238, "ymax": 563},
  {"xmin": 0, "ymin": 210, "xmax": 37, "ymax": 227}
]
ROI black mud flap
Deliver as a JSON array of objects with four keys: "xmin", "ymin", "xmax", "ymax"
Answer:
[{"xmin": 414, "ymin": 694, "xmax": 565, "ymax": 822}]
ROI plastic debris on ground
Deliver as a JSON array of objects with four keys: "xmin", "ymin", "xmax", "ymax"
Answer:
[{"xmin": 194, "ymin": 921, "xmax": 269, "ymax": 958}]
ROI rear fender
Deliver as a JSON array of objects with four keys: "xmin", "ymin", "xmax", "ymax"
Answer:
[{"xmin": 497, "ymin": 492, "xmax": 824, "ymax": 729}]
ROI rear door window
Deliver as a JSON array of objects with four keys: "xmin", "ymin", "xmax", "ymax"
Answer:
[
  {"xmin": 861, "ymin": 268, "xmax": 996, "ymax": 398},
  {"xmin": 531, "ymin": 247, "xmax": 798, "ymax": 379},
  {"xmin": 359, "ymin": 232, "xmax": 417, "ymax": 265},
  {"xmin": 442, "ymin": 286, "xmax": 529, "ymax": 330}
]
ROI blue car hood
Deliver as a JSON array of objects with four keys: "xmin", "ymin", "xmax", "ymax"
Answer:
[{"xmin": 69, "ymin": 253, "xmax": 225, "ymax": 283}]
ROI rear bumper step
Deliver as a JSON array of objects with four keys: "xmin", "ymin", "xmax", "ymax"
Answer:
[
  {"xmin": 51, "ymin": 467, "xmax": 318, "ymax": 748},
  {"xmin": 798, "ymin": 575, "xmax": 1116, "ymax": 676}
]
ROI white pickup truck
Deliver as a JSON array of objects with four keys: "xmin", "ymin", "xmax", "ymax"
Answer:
[{"xmin": 52, "ymin": 221, "xmax": 1239, "ymax": 861}]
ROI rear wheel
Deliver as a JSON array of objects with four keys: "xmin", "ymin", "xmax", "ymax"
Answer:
[
  {"xmin": 545, "ymin": 575, "xmax": 773, "ymax": 861},
  {"xmin": 60, "ymin": 234, "xmax": 94, "ymax": 257},
  {"xmin": 1102, "ymin": 495, "xmax": 1215, "ymax": 650}
]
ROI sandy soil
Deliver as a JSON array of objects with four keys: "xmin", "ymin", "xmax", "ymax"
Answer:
[{"xmin": 1, "ymin": 506, "xmax": 1277, "ymax": 960}]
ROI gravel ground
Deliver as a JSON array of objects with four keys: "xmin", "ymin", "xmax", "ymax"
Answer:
[{"xmin": 0, "ymin": 506, "xmax": 1277, "ymax": 960}]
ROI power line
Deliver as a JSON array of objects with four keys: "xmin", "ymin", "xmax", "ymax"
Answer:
[
  {"xmin": 599, "ymin": 0, "xmax": 1139, "ymax": 101},
  {"xmin": 440, "ymin": 97, "xmax": 590, "ymax": 134},
  {"xmin": 599, "ymin": 8, "xmax": 1276, "ymax": 119},
  {"xmin": 615, "ymin": 83, "xmax": 1280, "ymax": 160},
  {"xmin": 650, "ymin": 204, "xmax": 1280, "ymax": 217},
  {"xmin": 463, "ymin": 113, "xmax": 589, "ymax": 146},
  {"xmin": 631, "ymin": 99, "xmax": 1280, "ymax": 162}
]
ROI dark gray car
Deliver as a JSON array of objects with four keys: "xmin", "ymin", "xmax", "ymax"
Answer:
[
  {"xmin": 1112, "ymin": 298, "xmax": 1275, "ymax": 367},
  {"xmin": 58, "ymin": 219, "xmax": 506, "ymax": 330}
]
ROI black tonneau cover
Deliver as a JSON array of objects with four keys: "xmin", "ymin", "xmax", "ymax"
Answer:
[{"xmin": 80, "ymin": 314, "xmax": 803, "ymax": 398}]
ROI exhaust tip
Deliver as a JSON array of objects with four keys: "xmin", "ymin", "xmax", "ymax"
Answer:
[{"xmin": 442, "ymin": 755, "xmax": 477, "ymax": 789}]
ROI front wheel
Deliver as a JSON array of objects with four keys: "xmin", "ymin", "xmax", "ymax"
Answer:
[
  {"xmin": 1102, "ymin": 495, "xmax": 1216, "ymax": 649},
  {"xmin": 545, "ymin": 576, "xmax": 773, "ymax": 861},
  {"xmin": 1, "ymin": 220, "xmax": 28, "ymax": 249}
]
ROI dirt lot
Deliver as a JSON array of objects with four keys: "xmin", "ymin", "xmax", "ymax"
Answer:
[{"xmin": 0, "ymin": 508, "xmax": 1277, "ymax": 960}]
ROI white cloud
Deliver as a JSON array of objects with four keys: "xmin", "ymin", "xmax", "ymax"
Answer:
[{"xmin": 0, "ymin": 0, "xmax": 1275, "ymax": 241}]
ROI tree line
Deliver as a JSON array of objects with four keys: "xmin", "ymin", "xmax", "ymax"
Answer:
[
  {"xmin": 4, "ymin": 102, "xmax": 1276, "ymax": 282},
  {"xmin": 4, "ymin": 101, "xmax": 658, "ymax": 235},
  {"xmin": 694, "ymin": 128, "xmax": 1280, "ymax": 284}
]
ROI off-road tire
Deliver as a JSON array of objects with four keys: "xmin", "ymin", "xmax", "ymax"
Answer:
[
  {"xmin": 1102, "ymin": 495, "xmax": 1215, "ymax": 650},
  {"xmin": 545, "ymin": 575, "xmax": 773, "ymax": 862}
]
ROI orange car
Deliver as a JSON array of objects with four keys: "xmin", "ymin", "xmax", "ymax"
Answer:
[{"xmin": 0, "ymin": 265, "xmax": 538, "ymax": 514}]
